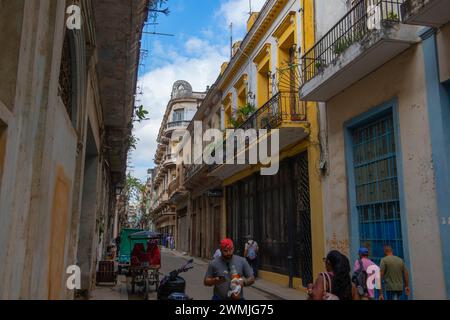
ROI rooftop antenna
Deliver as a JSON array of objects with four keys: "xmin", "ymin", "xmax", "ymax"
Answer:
[
  {"xmin": 249, "ymin": 0, "xmax": 252, "ymax": 15},
  {"xmin": 229, "ymin": 22, "xmax": 233, "ymax": 59}
]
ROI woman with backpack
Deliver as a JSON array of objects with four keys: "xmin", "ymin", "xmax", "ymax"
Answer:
[
  {"xmin": 307, "ymin": 250, "xmax": 360, "ymax": 300},
  {"xmin": 244, "ymin": 235, "xmax": 259, "ymax": 278}
]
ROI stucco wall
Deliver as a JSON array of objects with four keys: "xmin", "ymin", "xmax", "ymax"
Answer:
[
  {"xmin": 322, "ymin": 43, "xmax": 446, "ymax": 299},
  {"xmin": 314, "ymin": 0, "xmax": 348, "ymax": 40}
]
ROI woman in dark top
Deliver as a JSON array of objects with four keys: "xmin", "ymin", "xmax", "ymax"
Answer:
[{"xmin": 307, "ymin": 250, "xmax": 360, "ymax": 300}]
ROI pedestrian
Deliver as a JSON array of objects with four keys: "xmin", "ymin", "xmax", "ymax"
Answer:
[
  {"xmin": 379, "ymin": 245, "xmax": 410, "ymax": 300},
  {"xmin": 307, "ymin": 250, "xmax": 360, "ymax": 300},
  {"xmin": 170, "ymin": 235, "xmax": 175, "ymax": 250},
  {"xmin": 352, "ymin": 247, "xmax": 378, "ymax": 300},
  {"xmin": 204, "ymin": 238, "xmax": 255, "ymax": 300},
  {"xmin": 213, "ymin": 243, "xmax": 222, "ymax": 259},
  {"xmin": 244, "ymin": 235, "xmax": 259, "ymax": 278}
]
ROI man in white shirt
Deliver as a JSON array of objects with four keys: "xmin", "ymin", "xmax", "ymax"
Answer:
[{"xmin": 244, "ymin": 235, "xmax": 259, "ymax": 278}]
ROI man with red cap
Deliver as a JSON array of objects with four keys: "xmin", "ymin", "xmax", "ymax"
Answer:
[{"xmin": 204, "ymin": 238, "xmax": 255, "ymax": 300}]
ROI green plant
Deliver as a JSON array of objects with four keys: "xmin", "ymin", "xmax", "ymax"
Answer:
[
  {"xmin": 315, "ymin": 60, "xmax": 325, "ymax": 72},
  {"xmin": 230, "ymin": 117, "xmax": 243, "ymax": 129},
  {"xmin": 332, "ymin": 30, "xmax": 366, "ymax": 55},
  {"xmin": 386, "ymin": 11, "xmax": 399, "ymax": 21},
  {"xmin": 237, "ymin": 103, "xmax": 256, "ymax": 120},
  {"xmin": 134, "ymin": 105, "xmax": 149, "ymax": 122},
  {"xmin": 128, "ymin": 134, "xmax": 139, "ymax": 150}
]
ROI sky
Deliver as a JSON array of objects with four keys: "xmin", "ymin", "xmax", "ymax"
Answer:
[{"xmin": 129, "ymin": 0, "xmax": 266, "ymax": 182}]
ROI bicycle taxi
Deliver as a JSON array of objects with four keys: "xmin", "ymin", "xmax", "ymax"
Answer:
[{"xmin": 128, "ymin": 231, "xmax": 162, "ymax": 300}]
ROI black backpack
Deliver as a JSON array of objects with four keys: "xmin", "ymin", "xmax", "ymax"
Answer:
[{"xmin": 352, "ymin": 259, "xmax": 368, "ymax": 296}]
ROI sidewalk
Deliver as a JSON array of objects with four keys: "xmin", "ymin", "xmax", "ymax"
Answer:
[
  {"xmin": 162, "ymin": 247, "xmax": 307, "ymax": 300},
  {"xmin": 89, "ymin": 275, "xmax": 129, "ymax": 300}
]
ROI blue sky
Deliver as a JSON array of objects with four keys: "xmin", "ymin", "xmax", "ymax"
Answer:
[{"xmin": 130, "ymin": 0, "xmax": 266, "ymax": 182}]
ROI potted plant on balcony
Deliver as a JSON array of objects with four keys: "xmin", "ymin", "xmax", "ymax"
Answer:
[
  {"xmin": 237, "ymin": 103, "xmax": 256, "ymax": 121},
  {"xmin": 229, "ymin": 103, "xmax": 256, "ymax": 129}
]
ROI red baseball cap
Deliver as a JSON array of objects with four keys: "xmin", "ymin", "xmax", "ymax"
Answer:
[{"xmin": 220, "ymin": 238, "xmax": 234, "ymax": 251}]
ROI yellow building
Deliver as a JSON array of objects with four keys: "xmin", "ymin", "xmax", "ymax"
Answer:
[{"xmin": 206, "ymin": 0, "xmax": 325, "ymax": 290}]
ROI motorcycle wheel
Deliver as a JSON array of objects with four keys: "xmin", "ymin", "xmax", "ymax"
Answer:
[{"xmin": 144, "ymin": 278, "xmax": 149, "ymax": 300}]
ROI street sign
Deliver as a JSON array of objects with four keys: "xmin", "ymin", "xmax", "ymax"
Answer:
[{"xmin": 207, "ymin": 189, "xmax": 223, "ymax": 197}]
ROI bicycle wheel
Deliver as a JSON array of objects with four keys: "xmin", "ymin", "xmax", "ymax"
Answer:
[
  {"xmin": 144, "ymin": 278, "xmax": 149, "ymax": 300},
  {"xmin": 155, "ymin": 272, "xmax": 160, "ymax": 291}
]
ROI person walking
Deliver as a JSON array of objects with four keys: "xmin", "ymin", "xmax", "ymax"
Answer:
[
  {"xmin": 307, "ymin": 250, "xmax": 360, "ymax": 300},
  {"xmin": 352, "ymin": 247, "xmax": 378, "ymax": 300},
  {"xmin": 204, "ymin": 238, "xmax": 255, "ymax": 300},
  {"xmin": 379, "ymin": 245, "xmax": 410, "ymax": 300},
  {"xmin": 244, "ymin": 235, "xmax": 259, "ymax": 278},
  {"xmin": 170, "ymin": 235, "xmax": 175, "ymax": 250},
  {"xmin": 213, "ymin": 243, "xmax": 222, "ymax": 259}
]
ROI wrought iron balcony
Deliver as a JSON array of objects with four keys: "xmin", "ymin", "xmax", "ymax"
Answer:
[
  {"xmin": 239, "ymin": 91, "xmax": 306, "ymax": 130},
  {"xmin": 299, "ymin": 0, "xmax": 420, "ymax": 101}
]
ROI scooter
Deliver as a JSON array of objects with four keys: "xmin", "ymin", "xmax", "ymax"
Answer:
[{"xmin": 157, "ymin": 258, "xmax": 194, "ymax": 300}]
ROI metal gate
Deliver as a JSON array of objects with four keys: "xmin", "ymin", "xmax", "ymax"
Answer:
[
  {"xmin": 292, "ymin": 152, "xmax": 313, "ymax": 286},
  {"xmin": 351, "ymin": 113, "xmax": 404, "ymax": 264},
  {"xmin": 226, "ymin": 151, "xmax": 313, "ymax": 286}
]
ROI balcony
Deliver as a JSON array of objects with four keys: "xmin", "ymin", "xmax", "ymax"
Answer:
[
  {"xmin": 167, "ymin": 179, "xmax": 178, "ymax": 197},
  {"xmin": 401, "ymin": 0, "xmax": 450, "ymax": 27},
  {"xmin": 164, "ymin": 120, "xmax": 191, "ymax": 136},
  {"xmin": 162, "ymin": 154, "xmax": 176, "ymax": 169},
  {"xmin": 209, "ymin": 92, "xmax": 310, "ymax": 181},
  {"xmin": 300, "ymin": 0, "xmax": 420, "ymax": 102}
]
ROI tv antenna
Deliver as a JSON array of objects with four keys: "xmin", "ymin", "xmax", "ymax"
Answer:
[{"xmin": 229, "ymin": 23, "xmax": 233, "ymax": 59}]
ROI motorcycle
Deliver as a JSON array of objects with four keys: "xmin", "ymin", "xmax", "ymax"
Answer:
[{"xmin": 157, "ymin": 258, "xmax": 194, "ymax": 300}]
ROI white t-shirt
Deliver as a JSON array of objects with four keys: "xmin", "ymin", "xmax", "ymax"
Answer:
[
  {"xmin": 245, "ymin": 240, "xmax": 258, "ymax": 258},
  {"xmin": 213, "ymin": 249, "xmax": 222, "ymax": 259}
]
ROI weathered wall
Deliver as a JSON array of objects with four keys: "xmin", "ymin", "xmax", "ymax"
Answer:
[
  {"xmin": 313, "ymin": 0, "xmax": 347, "ymax": 40},
  {"xmin": 322, "ymin": 43, "xmax": 446, "ymax": 299},
  {"xmin": 0, "ymin": 0, "xmax": 130, "ymax": 299}
]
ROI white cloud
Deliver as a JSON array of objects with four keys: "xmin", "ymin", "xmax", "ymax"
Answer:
[
  {"xmin": 217, "ymin": 0, "xmax": 266, "ymax": 31},
  {"xmin": 129, "ymin": 37, "xmax": 228, "ymax": 181}
]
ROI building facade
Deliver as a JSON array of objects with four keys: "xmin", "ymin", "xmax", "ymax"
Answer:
[
  {"xmin": 182, "ymin": 84, "xmax": 226, "ymax": 258},
  {"xmin": 174, "ymin": 0, "xmax": 336, "ymax": 290},
  {"xmin": 0, "ymin": 0, "xmax": 148, "ymax": 299},
  {"xmin": 300, "ymin": 0, "xmax": 450, "ymax": 299},
  {"xmin": 150, "ymin": 81, "xmax": 206, "ymax": 240}
]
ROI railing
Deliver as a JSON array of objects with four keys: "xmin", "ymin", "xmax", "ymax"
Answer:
[
  {"xmin": 163, "ymin": 153, "xmax": 175, "ymax": 165},
  {"xmin": 166, "ymin": 120, "xmax": 191, "ymax": 129},
  {"xmin": 301, "ymin": 0, "xmax": 404, "ymax": 85},
  {"xmin": 168, "ymin": 178, "xmax": 179, "ymax": 196},
  {"xmin": 184, "ymin": 161, "xmax": 205, "ymax": 182},
  {"xmin": 239, "ymin": 91, "xmax": 306, "ymax": 130}
]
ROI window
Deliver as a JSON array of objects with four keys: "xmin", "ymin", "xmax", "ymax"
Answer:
[
  {"xmin": 350, "ymin": 112, "xmax": 404, "ymax": 264},
  {"xmin": 172, "ymin": 109, "xmax": 184, "ymax": 122},
  {"xmin": 59, "ymin": 32, "xmax": 74, "ymax": 122}
]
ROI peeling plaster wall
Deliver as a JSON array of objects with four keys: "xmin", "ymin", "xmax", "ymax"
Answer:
[
  {"xmin": 0, "ymin": 0, "xmax": 141, "ymax": 299},
  {"xmin": 322, "ymin": 43, "xmax": 446, "ymax": 299}
]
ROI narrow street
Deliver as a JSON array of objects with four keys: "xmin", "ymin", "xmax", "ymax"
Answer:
[{"xmin": 96, "ymin": 249, "xmax": 284, "ymax": 300}]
